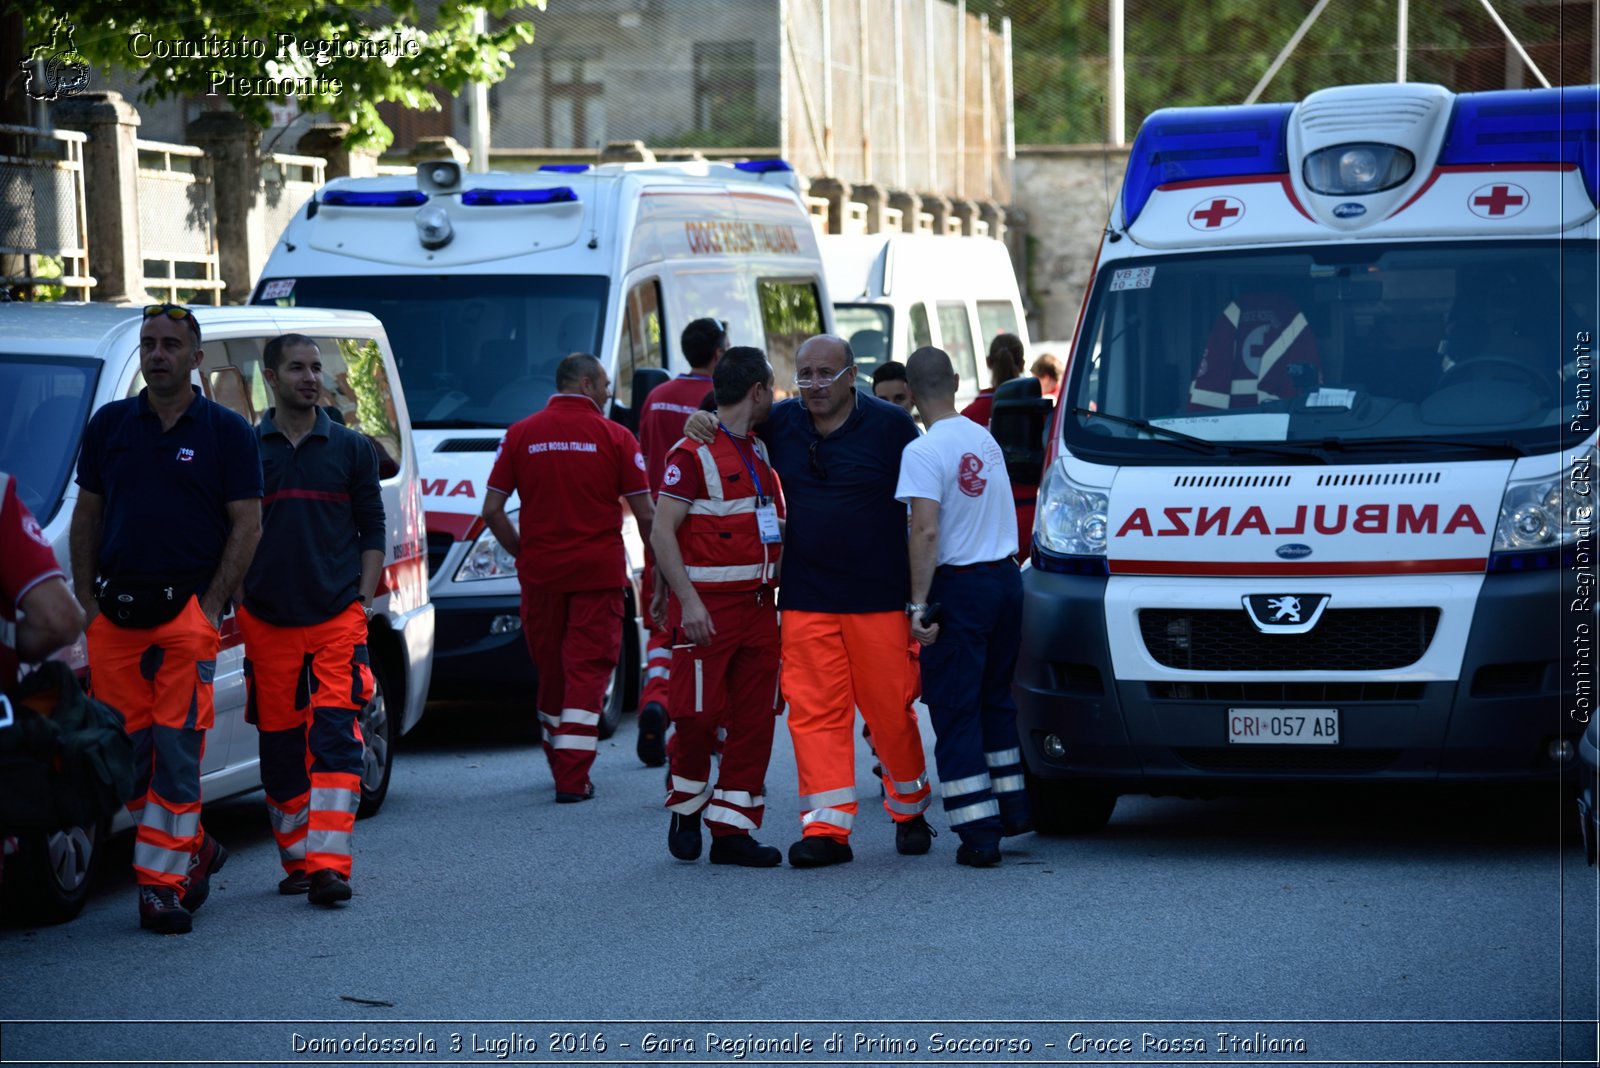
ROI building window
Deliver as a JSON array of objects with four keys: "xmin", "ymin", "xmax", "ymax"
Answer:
[{"xmin": 544, "ymin": 50, "xmax": 606, "ymax": 149}]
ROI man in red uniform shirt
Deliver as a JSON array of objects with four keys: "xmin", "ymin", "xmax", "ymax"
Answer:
[
  {"xmin": 650, "ymin": 347, "xmax": 784, "ymax": 867},
  {"xmin": 633, "ymin": 318, "xmax": 726, "ymax": 767},
  {"xmin": 0, "ymin": 472, "xmax": 84, "ymax": 688},
  {"xmin": 482, "ymin": 353, "xmax": 654, "ymax": 802}
]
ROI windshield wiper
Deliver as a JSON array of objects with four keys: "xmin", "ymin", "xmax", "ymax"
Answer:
[
  {"xmin": 1070, "ymin": 408, "xmax": 1328, "ymax": 462},
  {"xmin": 1311, "ymin": 436, "xmax": 1530, "ymax": 458}
]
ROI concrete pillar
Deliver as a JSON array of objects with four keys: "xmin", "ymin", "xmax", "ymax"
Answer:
[
  {"xmin": 922, "ymin": 193, "xmax": 952, "ymax": 236},
  {"xmin": 1003, "ymin": 205, "xmax": 1036, "ymax": 336},
  {"xmin": 296, "ymin": 123, "xmax": 379, "ymax": 179},
  {"xmin": 949, "ymin": 198, "xmax": 978, "ymax": 236},
  {"xmin": 599, "ymin": 140, "xmax": 655, "ymax": 163},
  {"xmin": 187, "ymin": 110, "xmax": 265, "ymax": 305},
  {"xmin": 52, "ymin": 92, "xmax": 146, "ymax": 303},
  {"xmin": 978, "ymin": 200, "xmax": 1007, "ymax": 245},
  {"xmin": 887, "ymin": 189, "xmax": 922, "ymax": 233},
  {"xmin": 853, "ymin": 183, "xmax": 890, "ymax": 233},
  {"xmin": 808, "ymin": 176, "xmax": 852, "ymax": 235},
  {"xmin": 408, "ymin": 136, "xmax": 471, "ymax": 166}
]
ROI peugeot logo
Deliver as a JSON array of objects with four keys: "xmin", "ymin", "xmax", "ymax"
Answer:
[
  {"xmin": 1275, "ymin": 543, "xmax": 1313, "ymax": 560},
  {"xmin": 1242, "ymin": 593, "xmax": 1331, "ymax": 633},
  {"xmin": 1332, "ymin": 203, "xmax": 1367, "ymax": 219}
]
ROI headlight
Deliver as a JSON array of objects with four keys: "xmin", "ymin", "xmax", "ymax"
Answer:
[
  {"xmin": 1493, "ymin": 447, "xmax": 1596, "ymax": 552},
  {"xmin": 454, "ymin": 511, "xmax": 518, "ymax": 581},
  {"xmin": 1035, "ymin": 459, "xmax": 1110, "ymax": 556}
]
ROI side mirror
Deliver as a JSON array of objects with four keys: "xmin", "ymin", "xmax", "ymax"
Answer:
[{"xmin": 989, "ymin": 376, "xmax": 1053, "ymax": 485}]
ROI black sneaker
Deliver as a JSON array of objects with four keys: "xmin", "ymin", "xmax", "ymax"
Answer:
[
  {"xmin": 138, "ymin": 885, "xmax": 192, "ymax": 934},
  {"xmin": 179, "ymin": 833, "xmax": 228, "ymax": 913},
  {"xmin": 278, "ymin": 869, "xmax": 311, "ymax": 895},
  {"xmin": 894, "ymin": 814, "xmax": 934, "ymax": 855},
  {"xmin": 668, "ymin": 811, "xmax": 703, "ymax": 860},
  {"xmin": 955, "ymin": 842, "xmax": 1002, "ymax": 868},
  {"xmin": 636, "ymin": 702, "xmax": 668, "ymax": 768},
  {"xmin": 307, "ymin": 868, "xmax": 352, "ymax": 906},
  {"xmin": 787, "ymin": 836, "xmax": 854, "ymax": 868},
  {"xmin": 555, "ymin": 782, "xmax": 596, "ymax": 804},
  {"xmin": 709, "ymin": 834, "xmax": 781, "ymax": 867}
]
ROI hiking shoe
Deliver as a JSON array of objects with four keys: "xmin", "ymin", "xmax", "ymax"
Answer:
[
  {"xmin": 307, "ymin": 869, "xmax": 352, "ymax": 906},
  {"xmin": 636, "ymin": 702, "xmax": 668, "ymax": 768},
  {"xmin": 138, "ymin": 886, "xmax": 192, "ymax": 934},
  {"xmin": 555, "ymin": 782, "xmax": 596, "ymax": 804},
  {"xmin": 787, "ymin": 836, "xmax": 853, "ymax": 868},
  {"xmin": 278, "ymin": 869, "xmax": 311, "ymax": 895},
  {"xmin": 955, "ymin": 842, "xmax": 1002, "ymax": 868},
  {"xmin": 709, "ymin": 834, "xmax": 782, "ymax": 867},
  {"xmin": 895, "ymin": 814, "xmax": 934, "ymax": 855},
  {"xmin": 668, "ymin": 811, "xmax": 703, "ymax": 860},
  {"xmin": 179, "ymin": 833, "xmax": 228, "ymax": 913}
]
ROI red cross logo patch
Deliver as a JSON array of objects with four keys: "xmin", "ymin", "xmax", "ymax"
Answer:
[
  {"xmin": 1188, "ymin": 196, "xmax": 1244, "ymax": 231},
  {"xmin": 1468, "ymin": 183, "xmax": 1528, "ymax": 219}
]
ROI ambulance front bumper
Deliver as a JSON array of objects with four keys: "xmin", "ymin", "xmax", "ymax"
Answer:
[{"xmin": 429, "ymin": 594, "xmax": 535, "ymax": 690}]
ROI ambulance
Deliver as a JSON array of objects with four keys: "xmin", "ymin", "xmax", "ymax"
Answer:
[
  {"xmin": 1008, "ymin": 83, "xmax": 1599, "ymax": 832},
  {"xmin": 252, "ymin": 159, "xmax": 832, "ymax": 730}
]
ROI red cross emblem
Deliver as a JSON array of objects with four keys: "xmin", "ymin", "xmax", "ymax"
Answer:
[
  {"xmin": 1468, "ymin": 183, "xmax": 1528, "ymax": 219},
  {"xmin": 1189, "ymin": 196, "xmax": 1244, "ymax": 230}
]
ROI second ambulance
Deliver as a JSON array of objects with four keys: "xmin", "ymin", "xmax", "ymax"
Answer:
[{"xmin": 1014, "ymin": 83, "xmax": 1598, "ymax": 830}]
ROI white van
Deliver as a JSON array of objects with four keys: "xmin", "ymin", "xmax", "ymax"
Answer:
[
  {"xmin": 0, "ymin": 302, "xmax": 433, "ymax": 922},
  {"xmin": 1010, "ymin": 83, "xmax": 1598, "ymax": 832},
  {"xmin": 251, "ymin": 159, "xmax": 834, "ymax": 728},
  {"xmin": 822, "ymin": 233, "xmax": 1028, "ymax": 405}
]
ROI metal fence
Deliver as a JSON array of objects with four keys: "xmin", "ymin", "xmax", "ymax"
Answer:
[
  {"xmin": 0, "ymin": 125, "xmax": 93, "ymax": 298},
  {"xmin": 136, "ymin": 139, "xmax": 223, "ymax": 304}
]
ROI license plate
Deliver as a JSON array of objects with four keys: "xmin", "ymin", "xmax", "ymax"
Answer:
[{"xmin": 1227, "ymin": 708, "xmax": 1340, "ymax": 745}]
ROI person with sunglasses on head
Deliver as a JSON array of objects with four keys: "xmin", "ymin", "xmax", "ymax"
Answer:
[
  {"xmin": 684, "ymin": 334, "xmax": 933, "ymax": 868},
  {"xmin": 71, "ymin": 303, "xmax": 263, "ymax": 933},
  {"xmin": 633, "ymin": 317, "xmax": 728, "ymax": 768}
]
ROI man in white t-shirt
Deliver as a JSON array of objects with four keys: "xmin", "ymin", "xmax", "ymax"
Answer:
[{"xmin": 895, "ymin": 345, "xmax": 1032, "ymax": 868}]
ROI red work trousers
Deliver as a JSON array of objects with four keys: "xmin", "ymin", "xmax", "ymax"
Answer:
[
  {"xmin": 663, "ymin": 590, "xmax": 780, "ymax": 837},
  {"xmin": 781, "ymin": 610, "xmax": 931, "ymax": 840},
  {"xmin": 640, "ymin": 558, "xmax": 672, "ymax": 712},
  {"xmin": 520, "ymin": 584, "xmax": 624, "ymax": 794},
  {"xmin": 87, "ymin": 597, "xmax": 218, "ymax": 889},
  {"xmin": 239, "ymin": 603, "xmax": 371, "ymax": 879}
]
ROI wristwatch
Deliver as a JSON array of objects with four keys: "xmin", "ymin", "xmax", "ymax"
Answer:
[
  {"xmin": 905, "ymin": 602, "xmax": 929, "ymax": 618},
  {"xmin": 358, "ymin": 594, "xmax": 374, "ymax": 618}
]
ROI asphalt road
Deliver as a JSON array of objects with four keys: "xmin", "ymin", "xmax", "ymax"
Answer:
[{"xmin": 3, "ymin": 698, "xmax": 1596, "ymax": 1067}]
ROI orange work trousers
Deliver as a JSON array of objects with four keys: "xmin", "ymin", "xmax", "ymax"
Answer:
[
  {"xmin": 240, "ymin": 603, "xmax": 371, "ymax": 879},
  {"xmin": 87, "ymin": 596, "xmax": 218, "ymax": 889},
  {"xmin": 780, "ymin": 609, "xmax": 931, "ymax": 840}
]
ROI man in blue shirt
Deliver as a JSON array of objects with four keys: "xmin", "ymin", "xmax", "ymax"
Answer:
[{"xmin": 71, "ymin": 303, "xmax": 262, "ymax": 934}]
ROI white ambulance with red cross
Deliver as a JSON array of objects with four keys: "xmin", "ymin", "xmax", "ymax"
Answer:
[
  {"xmin": 1009, "ymin": 83, "xmax": 1599, "ymax": 831},
  {"xmin": 253, "ymin": 159, "xmax": 832, "ymax": 732}
]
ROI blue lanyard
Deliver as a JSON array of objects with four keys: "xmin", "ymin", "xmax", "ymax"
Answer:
[{"xmin": 718, "ymin": 423, "xmax": 765, "ymax": 501}]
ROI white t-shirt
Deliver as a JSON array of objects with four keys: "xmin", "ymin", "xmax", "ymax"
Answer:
[{"xmin": 895, "ymin": 414, "xmax": 1018, "ymax": 567}]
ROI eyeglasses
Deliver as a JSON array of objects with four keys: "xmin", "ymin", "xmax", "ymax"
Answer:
[
  {"xmin": 793, "ymin": 365, "xmax": 852, "ymax": 390},
  {"xmin": 143, "ymin": 303, "xmax": 201, "ymax": 343},
  {"xmin": 808, "ymin": 438, "xmax": 827, "ymax": 480}
]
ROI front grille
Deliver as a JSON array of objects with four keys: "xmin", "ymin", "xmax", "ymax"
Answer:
[
  {"xmin": 426, "ymin": 532, "xmax": 456, "ymax": 577},
  {"xmin": 435, "ymin": 438, "xmax": 500, "ymax": 452},
  {"xmin": 1174, "ymin": 747, "xmax": 1401, "ymax": 772},
  {"xmin": 1148, "ymin": 681, "xmax": 1425, "ymax": 702},
  {"xmin": 1139, "ymin": 608, "xmax": 1440, "ymax": 671}
]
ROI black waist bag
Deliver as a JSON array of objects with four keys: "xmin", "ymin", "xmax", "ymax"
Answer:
[
  {"xmin": 0, "ymin": 662, "xmax": 137, "ymax": 836},
  {"xmin": 95, "ymin": 574, "xmax": 193, "ymax": 629}
]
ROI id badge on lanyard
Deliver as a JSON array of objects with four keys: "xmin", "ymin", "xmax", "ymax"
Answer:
[{"xmin": 755, "ymin": 498, "xmax": 782, "ymax": 544}]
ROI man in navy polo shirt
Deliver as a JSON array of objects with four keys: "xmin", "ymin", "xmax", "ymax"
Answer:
[
  {"xmin": 71, "ymin": 303, "xmax": 262, "ymax": 934},
  {"xmin": 686, "ymin": 334, "xmax": 933, "ymax": 868}
]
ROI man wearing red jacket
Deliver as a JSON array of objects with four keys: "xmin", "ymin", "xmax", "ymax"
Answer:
[
  {"xmin": 633, "ymin": 318, "xmax": 726, "ymax": 767},
  {"xmin": 650, "ymin": 347, "xmax": 784, "ymax": 867},
  {"xmin": 483, "ymin": 353, "xmax": 654, "ymax": 803}
]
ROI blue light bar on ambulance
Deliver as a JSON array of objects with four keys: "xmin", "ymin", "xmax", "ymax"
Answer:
[
  {"xmin": 460, "ymin": 187, "xmax": 579, "ymax": 206},
  {"xmin": 1438, "ymin": 87, "xmax": 1600, "ymax": 204},
  {"xmin": 320, "ymin": 189, "xmax": 429, "ymax": 207},
  {"xmin": 539, "ymin": 164, "xmax": 590, "ymax": 173},
  {"xmin": 734, "ymin": 159, "xmax": 794, "ymax": 173},
  {"xmin": 1121, "ymin": 103, "xmax": 1293, "ymax": 227}
]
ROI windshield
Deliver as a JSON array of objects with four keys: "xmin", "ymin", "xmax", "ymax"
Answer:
[
  {"xmin": 257, "ymin": 274, "xmax": 610, "ymax": 428},
  {"xmin": 1063, "ymin": 241, "xmax": 1597, "ymax": 462},
  {"xmin": 0, "ymin": 356, "xmax": 99, "ymax": 526},
  {"xmin": 835, "ymin": 303, "xmax": 893, "ymax": 370}
]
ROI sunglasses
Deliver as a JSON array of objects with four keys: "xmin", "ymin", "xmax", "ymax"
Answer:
[
  {"xmin": 808, "ymin": 438, "xmax": 827, "ymax": 480},
  {"xmin": 143, "ymin": 303, "xmax": 201, "ymax": 343},
  {"xmin": 793, "ymin": 365, "xmax": 852, "ymax": 390}
]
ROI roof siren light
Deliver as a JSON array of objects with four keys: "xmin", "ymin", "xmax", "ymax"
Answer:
[{"xmin": 415, "ymin": 204, "xmax": 453, "ymax": 249}]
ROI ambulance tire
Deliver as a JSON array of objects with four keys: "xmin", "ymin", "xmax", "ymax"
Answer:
[
  {"xmin": 1026, "ymin": 772, "xmax": 1117, "ymax": 835},
  {"xmin": 356, "ymin": 658, "xmax": 396, "ymax": 820},
  {"xmin": 2, "ymin": 817, "xmax": 104, "ymax": 926},
  {"xmin": 596, "ymin": 639, "xmax": 630, "ymax": 741}
]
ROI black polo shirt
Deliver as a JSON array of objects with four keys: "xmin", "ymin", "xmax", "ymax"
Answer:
[
  {"xmin": 76, "ymin": 387, "xmax": 262, "ymax": 594},
  {"xmin": 759, "ymin": 393, "xmax": 920, "ymax": 613},
  {"xmin": 243, "ymin": 408, "xmax": 386, "ymax": 627}
]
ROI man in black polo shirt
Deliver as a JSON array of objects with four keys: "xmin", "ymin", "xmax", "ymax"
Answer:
[
  {"xmin": 72, "ymin": 303, "xmax": 262, "ymax": 934},
  {"xmin": 239, "ymin": 334, "xmax": 385, "ymax": 908}
]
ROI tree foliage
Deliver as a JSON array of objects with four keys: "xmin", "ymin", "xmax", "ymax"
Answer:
[{"xmin": 22, "ymin": 1, "xmax": 545, "ymax": 149}]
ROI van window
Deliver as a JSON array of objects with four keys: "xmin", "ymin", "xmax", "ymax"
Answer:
[
  {"xmin": 618, "ymin": 278, "xmax": 664, "ymax": 409},
  {"xmin": 976, "ymin": 300, "xmax": 1020, "ymax": 347},
  {"xmin": 311, "ymin": 337, "xmax": 405, "ymax": 478},
  {"xmin": 758, "ymin": 278, "xmax": 825, "ymax": 389},
  {"xmin": 908, "ymin": 302, "xmax": 932, "ymax": 351},
  {"xmin": 0, "ymin": 356, "xmax": 98, "ymax": 525},
  {"xmin": 936, "ymin": 301, "xmax": 978, "ymax": 384},
  {"xmin": 834, "ymin": 304, "xmax": 893, "ymax": 371}
]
